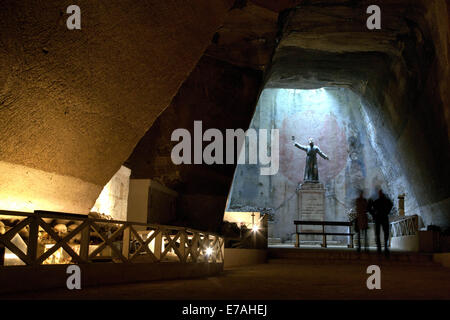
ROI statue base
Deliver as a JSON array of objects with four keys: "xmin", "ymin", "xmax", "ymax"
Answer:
[{"xmin": 297, "ymin": 181, "xmax": 326, "ymax": 242}]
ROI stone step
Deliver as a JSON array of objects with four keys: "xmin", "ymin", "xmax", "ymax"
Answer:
[
  {"xmin": 286, "ymin": 240, "xmax": 342, "ymax": 245},
  {"xmin": 267, "ymin": 248, "xmax": 436, "ymax": 266},
  {"xmin": 268, "ymin": 237, "xmax": 282, "ymax": 244},
  {"xmin": 268, "ymin": 257, "xmax": 437, "ymax": 267}
]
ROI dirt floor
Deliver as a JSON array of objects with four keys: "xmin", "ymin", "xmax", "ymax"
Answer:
[{"xmin": 2, "ymin": 261, "xmax": 450, "ymax": 300}]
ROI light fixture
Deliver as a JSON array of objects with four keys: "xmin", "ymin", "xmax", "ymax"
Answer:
[
  {"xmin": 252, "ymin": 225, "xmax": 259, "ymax": 232},
  {"xmin": 205, "ymin": 247, "xmax": 213, "ymax": 256}
]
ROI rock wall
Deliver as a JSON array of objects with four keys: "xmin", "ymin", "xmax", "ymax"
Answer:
[
  {"xmin": 264, "ymin": 0, "xmax": 450, "ymax": 228},
  {"xmin": 0, "ymin": 0, "xmax": 233, "ymax": 214},
  {"xmin": 91, "ymin": 166, "xmax": 131, "ymax": 221},
  {"xmin": 125, "ymin": 56, "xmax": 263, "ymax": 232},
  {"xmin": 352, "ymin": 0, "xmax": 450, "ymax": 227}
]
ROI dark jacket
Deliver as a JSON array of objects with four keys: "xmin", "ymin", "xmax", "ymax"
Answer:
[{"xmin": 372, "ymin": 194, "xmax": 393, "ymax": 221}]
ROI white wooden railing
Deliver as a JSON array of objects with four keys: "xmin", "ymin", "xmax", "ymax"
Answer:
[
  {"xmin": 390, "ymin": 215, "xmax": 419, "ymax": 238},
  {"xmin": 0, "ymin": 210, "xmax": 224, "ymax": 266}
]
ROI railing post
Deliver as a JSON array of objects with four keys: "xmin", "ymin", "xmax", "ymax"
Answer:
[
  {"xmin": 295, "ymin": 223, "xmax": 299, "ymax": 248},
  {"xmin": 122, "ymin": 224, "xmax": 130, "ymax": 259},
  {"xmin": 349, "ymin": 224, "xmax": 354, "ymax": 248},
  {"xmin": 414, "ymin": 216, "xmax": 418, "ymax": 235},
  {"xmin": 347, "ymin": 224, "xmax": 351, "ymax": 248},
  {"xmin": 80, "ymin": 220, "xmax": 90, "ymax": 262},
  {"xmin": 322, "ymin": 224, "xmax": 327, "ymax": 248},
  {"xmin": 179, "ymin": 230, "xmax": 186, "ymax": 262},
  {"xmin": 220, "ymin": 236, "xmax": 225, "ymax": 264},
  {"xmin": 205, "ymin": 234, "xmax": 211, "ymax": 262},
  {"xmin": 27, "ymin": 215, "xmax": 39, "ymax": 266},
  {"xmin": 191, "ymin": 232, "xmax": 199, "ymax": 262},
  {"xmin": 154, "ymin": 229, "xmax": 162, "ymax": 260},
  {"xmin": 262, "ymin": 214, "xmax": 268, "ymax": 249}
]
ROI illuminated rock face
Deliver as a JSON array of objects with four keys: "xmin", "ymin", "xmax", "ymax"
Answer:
[
  {"xmin": 0, "ymin": 161, "xmax": 101, "ymax": 213},
  {"xmin": 0, "ymin": 0, "xmax": 233, "ymax": 213},
  {"xmin": 91, "ymin": 166, "xmax": 131, "ymax": 221},
  {"xmin": 228, "ymin": 88, "xmax": 390, "ymax": 241}
]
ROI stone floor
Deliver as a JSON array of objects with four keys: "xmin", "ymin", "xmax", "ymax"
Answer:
[{"xmin": 3, "ymin": 258, "xmax": 450, "ymax": 300}]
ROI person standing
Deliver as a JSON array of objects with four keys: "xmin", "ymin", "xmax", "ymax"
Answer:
[
  {"xmin": 371, "ymin": 189, "xmax": 393, "ymax": 256},
  {"xmin": 355, "ymin": 190, "xmax": 369, "ymax": 252}
]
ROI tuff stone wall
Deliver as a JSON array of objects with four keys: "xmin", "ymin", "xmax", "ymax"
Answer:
[
  {"xmin": 125, "ymin": 55, "xmax": 263, "ymax": 232},
  {"xmin": 0, "ymin": 0, "xmax": 233, "ymax": 213},
  {"xmin": 263, "ymin": 0, "xmax": 450, "ymax": 228},
  {"xmin": 91, "ymin": 166, "xmax": 131, "ymax": 221}
]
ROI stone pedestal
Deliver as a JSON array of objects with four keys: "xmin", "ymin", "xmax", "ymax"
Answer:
[{"xmin": 297, "ymin": 182, "xmax": 326, "ymax": 242}]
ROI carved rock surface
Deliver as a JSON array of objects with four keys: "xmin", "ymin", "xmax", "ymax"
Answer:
[{"xmin": 0, "ymin": 0, "xmax": 233, "ymax": 213}]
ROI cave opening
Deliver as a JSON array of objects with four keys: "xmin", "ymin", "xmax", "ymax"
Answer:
[{"xmin": 226, "ymin": 86, "xmax": 392, "ymax": 245}]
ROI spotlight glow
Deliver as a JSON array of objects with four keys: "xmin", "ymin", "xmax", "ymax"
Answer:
[
  {"xmin": 205, "ymin": 247, "xmax": 213, "ymax": 256},
  {"xmin": 252, "ymin": 225, "xmax": 259, "ymax": 232}
]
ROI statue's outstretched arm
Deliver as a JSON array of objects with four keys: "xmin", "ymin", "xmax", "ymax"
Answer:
[
  {"xmin": 318, "ymin": 148, "xmax": 329, "ymax": 160},
  {"xmin": 294, "ymin": 142, "xmax": 307, "ymax": 152}
]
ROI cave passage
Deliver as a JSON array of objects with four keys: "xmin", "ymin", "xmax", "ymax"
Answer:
[{"xmin": 0, "ymin": 0, "xmax": 449, "ymax": 301}]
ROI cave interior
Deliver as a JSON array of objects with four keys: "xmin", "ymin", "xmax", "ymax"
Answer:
[{"xmin": 0, "ymin": 0, "xmax": 449, "ymax": 237}]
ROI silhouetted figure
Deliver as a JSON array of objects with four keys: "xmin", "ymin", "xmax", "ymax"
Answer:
[
  {"xmin": 355, "ymin": 190, "xmax": 369, "ymax": 252},
  {"xmin": 370, "ymin": 189, "xmax": 393, "ymax": 256}
]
